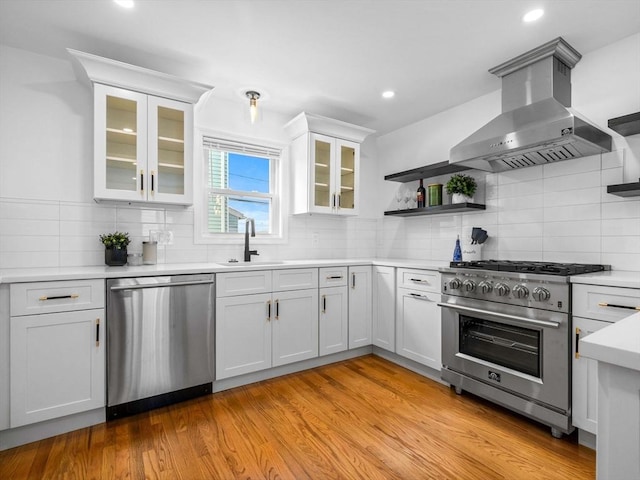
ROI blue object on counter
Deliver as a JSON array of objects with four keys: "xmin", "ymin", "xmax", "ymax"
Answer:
[{"xmin": 453, "ymin": 235, "xmax": 462, "ymax": 261}]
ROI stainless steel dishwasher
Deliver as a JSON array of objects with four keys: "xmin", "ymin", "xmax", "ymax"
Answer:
[{"xmin": 106, "ymin": 274, "xmax": 214, "ymax": 419}]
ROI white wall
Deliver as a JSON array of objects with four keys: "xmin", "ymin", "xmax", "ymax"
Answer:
[
  {"xmin": 376, "ymin": 33, "xmax": 640, "ymax": 271},
  {"xmin": 0, "ymin": 45, "xmax": 378, "ymax": 269}
]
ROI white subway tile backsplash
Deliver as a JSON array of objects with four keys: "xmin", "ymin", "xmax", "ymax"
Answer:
[
  {"xmin": 544, "ymin": 204, "xmax": 600, "ymax": 222},
  {"xmin": 116, "ymin": 207, "xmax": 165, "ymax": 224},
  {"xmin": 498, "ymin": 166, "xmax": 543, "ymax": 185},
  {"xmin": 602, "ymin": 199, "xmax": 640, "ymax": 219},
  {"xmin": 602, "ymin": 218, "xmax": 640, "ymax": 237},
  {"xmin": 59, "ymin": 203, "xmax": 116, "ymax": 223},
  {"xmin": 601, "ymin": 253, "xmax": 640, "ymax": 272},
  {"xmin": 601, "ymin": 149, "xmax": 624, "ymax": 170},
  {"xmin": 498, "ymin": 179, "xmax": 544, "ymax": 198},
  {"xmin": 542, "ymin": 236, "xmax": 600, "ymax": 253},
  {"xmin": 543, "ymin": 187, "xmax": 601, "ymax": 207},
  {"xmin": 544, "ymin": 220, "xmax": 601, "ymax": 237},
  {"xmin": 1, "ymin": 235, "xmax": 59, "ymax": 252},
  {"xmin": 498, "ymin": 208, "xmax": 543, "ymax": 225},
  {"xmin": 0, "ymin": 199, "xmax": 59, "ymax": 220},
  {"xmin": 0, "ymin": 251, "xmax": 59, "ymax": 269},
  {"xmin": 602, "ymin": 236, "xmax": 640, "ymax": 254},
  {"xmin": 543, "ymin": 154, "xmax": 601, "ymax": 177},
  {"xmin": 543, "ymin": 171, "xmax": 601, "ymax": 193},
  {"xmin": 2, "ymin": 218, "xmax": 60, "ymax": 236}
]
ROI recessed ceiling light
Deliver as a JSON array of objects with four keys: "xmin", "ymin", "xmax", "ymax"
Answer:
[
  {"xmin": 523, "ymin": 9, "xmax": 544, "ymax": 22},
  {"xmin": 114, "ymin": 0, "xmax": 134, "ymax": 8},
  {"xmin": 382, "ymin": 90, "xmax": 395, "ymax": 99}
]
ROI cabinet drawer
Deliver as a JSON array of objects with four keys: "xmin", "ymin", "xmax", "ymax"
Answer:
[
  {"xmin": 273, "ymin": 268, "xmax": 318, "ymax": 292},
  {"xmin": 10, "ymin": 279, "xmax": 104, "ymax": 316},
  {"xmin": 397, "ymin": 268, "xmax": 440, "ymax": 293},
  {"xmin": 217, "ymin": 271, "xmax": 272, "ymax": 297},
  {"xmin": 319, "ymin": 267, "xmax": 348, "ymax": 288},
  {"xmin": 573, "ymin": 284, "xmax": 640, "ymax": 322}
]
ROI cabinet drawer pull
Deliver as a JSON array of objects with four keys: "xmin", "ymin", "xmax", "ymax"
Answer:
[
  {"xmin": 409, "ymin": 293, "xmax": 431, "ymax": 301},
  {"xmin": 327, "ymin": 275, "xmax": 343, "ymax": 280},
  {"xmin": 597, "ymin": 302, "xmax": 640, "ymax": 311},
  {"xmin": 38, "ymin": 294, "xmax": 79, "ymax": 301},
  {"xmin": 96, "ymin": 318, "xmax": 100, "ymax": 346},
  {"xmin": 410, "ymin": 278, "xmax": 429, "ymax": 283},
  {"xmin": 575, "ymin": 327, "xmax": 581, "ymax": 359}
]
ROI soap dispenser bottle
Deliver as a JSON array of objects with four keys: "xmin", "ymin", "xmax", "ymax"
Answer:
[{"xmin": 453, "ymin": 235, "xmax": 462, "ymax": 262}]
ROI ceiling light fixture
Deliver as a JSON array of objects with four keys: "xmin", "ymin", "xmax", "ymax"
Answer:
[
  {"xmin": 246, "ymin": 91, "xmax": 261, "ymax": 124},
  {"xmin": 523, "ymin": 8, "xmax": 544, "ymax": 22},
  {"xmin": 382, "ymin": 90, "xmax": 395, "ymax": 99},
  {"xmin": 114, "ymin": 0, "xmax": 134, "ymax": 8}
]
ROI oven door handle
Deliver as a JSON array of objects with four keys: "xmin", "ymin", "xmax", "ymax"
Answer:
[{"xmin": 437, "ymin": 303, "xmax": 561, "ymax": 329}]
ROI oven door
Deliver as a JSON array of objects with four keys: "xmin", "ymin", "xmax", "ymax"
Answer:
[{"xmin": 440, "ymin": 295, "xmax": 569, "ymax": 412}]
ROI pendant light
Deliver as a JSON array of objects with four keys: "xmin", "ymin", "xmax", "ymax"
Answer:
[{"xmin": 245, "ymin": 91, "xmax": 261, "ymax": 124}]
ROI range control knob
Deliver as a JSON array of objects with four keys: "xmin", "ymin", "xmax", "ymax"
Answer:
[
  {"xmin": 449, "ymin": 278, "xmax": 462, "ymax": 290},
  {"xmin": 495, "ymin": 283, "xmax": 510, "ymax": 296},
  {"xmin": 463, "ymin": 279, "xmax": 477, "ymax": 292},
  {"xmin": 513, "ymin": 284, "xmax": 529, "ymax": 299},
  {"xmin": 478, "ymin": 281, "xmax": 493, "ymax": 294},
  {"xmin": 532, "ymin": 287, "xmax": 551, "ymax": 302}
]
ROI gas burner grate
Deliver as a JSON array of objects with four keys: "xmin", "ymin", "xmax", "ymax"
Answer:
[{"xmin": 449, "ymin": 260, "xmax": 609, "ymax": 276}]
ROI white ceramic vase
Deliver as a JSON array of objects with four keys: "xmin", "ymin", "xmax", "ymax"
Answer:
[{"xmin": 452, "ymin": 193, "xmax": 474, "ymax": 204}]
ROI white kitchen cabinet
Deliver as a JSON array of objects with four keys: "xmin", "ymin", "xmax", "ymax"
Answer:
[
  {"xmin": 68, "ymin": 49, "xmax": 212, "ymax": 206},
  {"xmin": 372, "ymin": 266, "xmax": 396, "ymax": 352},
  {"xmin": 572, "ymin": 316, "xmax": 608, "ymax": 434},
  {"xmin": 395, "ymin": 268, "xmax": 441, "ymax": 370},
  {"xmin": 348, "ymin": 266, "xmax": 372, "ymax": 349},
  {"xmin": 216, "ymin": 293, "xmax": 272, "ymax": 379},
  {"xmin": 9, "ymin": 280, "xmax": 105, "ymax": 427},
  {"xmin": 285, "ymin": 112, "xmax": 374, "ymax": 216},
  {"xmin": 319, "ymin": 267, "xmax": 348, "ymax": 355},
  {"xmin": 272, "ymin": 288, "xmax": 319, "ymax": 366},
  {"xmin": 93, "ymin": 84, "xmax": 193, "ymax": 204},
  {"xmin": 571, "ymin": 283, "xmax": 640, "ymax": 436},
  {"xmin": 216, "ymin": 269, "xmax": 319, "ymax": 380}
]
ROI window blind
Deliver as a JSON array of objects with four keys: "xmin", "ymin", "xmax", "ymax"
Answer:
[{"xmin": 203, "ymin": 137, "xmax": 281, "ymax": 159}]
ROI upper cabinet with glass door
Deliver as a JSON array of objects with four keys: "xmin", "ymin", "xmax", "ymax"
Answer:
[
  {"xmin": 285, "ymin": 113, "xmax": 374, "ymax": 216},
  {"xmin": 68, "ymin": 49, "xmax": 212, "ymax": 205}
]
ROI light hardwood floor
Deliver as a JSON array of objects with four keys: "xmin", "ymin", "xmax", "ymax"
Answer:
[{"xmin": 0, "ymin": 355, "xmax": 595, "ymax": 479}]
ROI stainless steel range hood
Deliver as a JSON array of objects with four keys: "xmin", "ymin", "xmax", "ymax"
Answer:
[{"xmin": 450, "ymin": 37, "xmax": 612, "ymax": 172}]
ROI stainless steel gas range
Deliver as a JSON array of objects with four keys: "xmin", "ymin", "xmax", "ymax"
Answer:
[{"xmin": 439, "ymin": 260, "xmax": 608, "ymax": 438}]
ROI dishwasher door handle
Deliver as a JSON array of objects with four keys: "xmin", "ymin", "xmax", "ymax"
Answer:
[{"xmin": 110, "ymin": 279, "xmax": 215, "ymax": 291}]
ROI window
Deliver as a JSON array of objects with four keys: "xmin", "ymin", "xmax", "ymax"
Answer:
[{"xmin": 199, "ymin": 136, "xmax": 282, "ymax": 240}]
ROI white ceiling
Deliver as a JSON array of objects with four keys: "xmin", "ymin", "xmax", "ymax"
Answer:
[{"xmin": 1, "ymin": 0, "xmax": 639, "ymax": 136}]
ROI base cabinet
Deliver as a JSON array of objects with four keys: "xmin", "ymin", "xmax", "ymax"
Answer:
[
  {"xmin": 396, "ymin": 289, "xmax": 441, "ymax": 370},
  {"xmin": 348, "ymin": 266, "xmax": 372, "ymax": 349},
  {"xmin": 319, "ymin": 286, "xmax": 348, "ymax": 356},
  {"xmin": 9, "ymin": 279, "xmax": 105, "ymax": 429},
  {"xmin": 216, "ymin": 269, "xmax": 319, "ymax": 380},
  {"xmin": 395, "ymin": 268, "xmax": 441, "ymax": 370},
  {"xmin": 372, "ymin": 266, "xmax": 395, "ymax": 351},
  {"xmin": 571, "ymin": 283, "xmax": 640, "ymax": 435},
  {"xmin": 572, "ymin": 316, "xmax": 611, "ymax": 433}
]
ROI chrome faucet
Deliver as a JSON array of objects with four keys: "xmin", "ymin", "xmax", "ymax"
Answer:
[{"xmin": 244, "ymin": 218, "xmax": 259, "ymax": 262}]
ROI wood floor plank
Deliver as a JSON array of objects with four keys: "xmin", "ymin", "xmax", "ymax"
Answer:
[{"xmin": 0, "ymin": 355, "xmax": 595, "ymax": 479}]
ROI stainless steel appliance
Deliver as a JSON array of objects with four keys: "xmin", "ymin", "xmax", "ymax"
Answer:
[
  {"xmin": 106, "ymin": 274, "xmax": 215, "ymax": 419},
  {"xmin": 449, "ymin": 37, "xmax": 611, "ymax": 172},
  {"xmin": 439, "ymin": 260, "xmax": 607, "ymax": 437}
]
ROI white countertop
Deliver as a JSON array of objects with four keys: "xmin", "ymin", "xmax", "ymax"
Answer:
[
  {"xmin": 581, "ymin": 312, "xmax": 640, "ymax": 372},
  {"xmin": 570, "ymin": 270, "xmax": 640, "ymax": 289},
  {"xmin": 0, "ymin": 258, "xmax": 448, "ymax": 284}
]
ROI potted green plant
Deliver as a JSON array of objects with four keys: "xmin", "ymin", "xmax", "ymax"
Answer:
[
  {"xmin": 446, "ymin": 174, "xmax": 477, "ymax": 204},
  {"xmin": 99, "ymin": 231, "xmax": 131, "ymax": 266}
]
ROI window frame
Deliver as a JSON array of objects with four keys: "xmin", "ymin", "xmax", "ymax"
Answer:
[{"xmin": 194, "ymin": 129, "xmax": 288, "ymax": 245}]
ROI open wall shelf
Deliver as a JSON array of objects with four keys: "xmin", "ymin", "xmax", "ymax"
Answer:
[
  {"xmin": 384, "ymin": 161, "xmax": 472, "ymax": 183},
  {"xmin": 607, "ymin": 179, "xmax": 640, "ymax": 198},
  {"xmin": 608, "ymin": 112, "xmax": 640, "ymax": 137},
  {"xmin": 384, "ymin": 203, "xmax": 486, "ymax": 217}
]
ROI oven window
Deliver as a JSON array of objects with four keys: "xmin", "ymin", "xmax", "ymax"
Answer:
[{"xmin": 459, "ymin": 315, "xmax": 540, "ymax": 377}]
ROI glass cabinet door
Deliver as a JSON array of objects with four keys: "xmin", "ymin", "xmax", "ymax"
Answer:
[
  {"xmin": 311, "ymin": 134, "xmax": 334, "ymax": 211},
  {"xmin": 147, "ymin": 96, "xmax": 193, "ymax": 204},
  {"xmin": 94, "ymin": 84, "xmax": 147, "ymax": 201},
  {"xmin": 336, "ymin": 140, "xmax": 358, "ymax": 213}
]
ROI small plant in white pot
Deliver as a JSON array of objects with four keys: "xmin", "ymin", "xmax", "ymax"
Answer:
[{"xmin": 446, "ymin": 174, "xmax": 477, "ymax": 204}]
